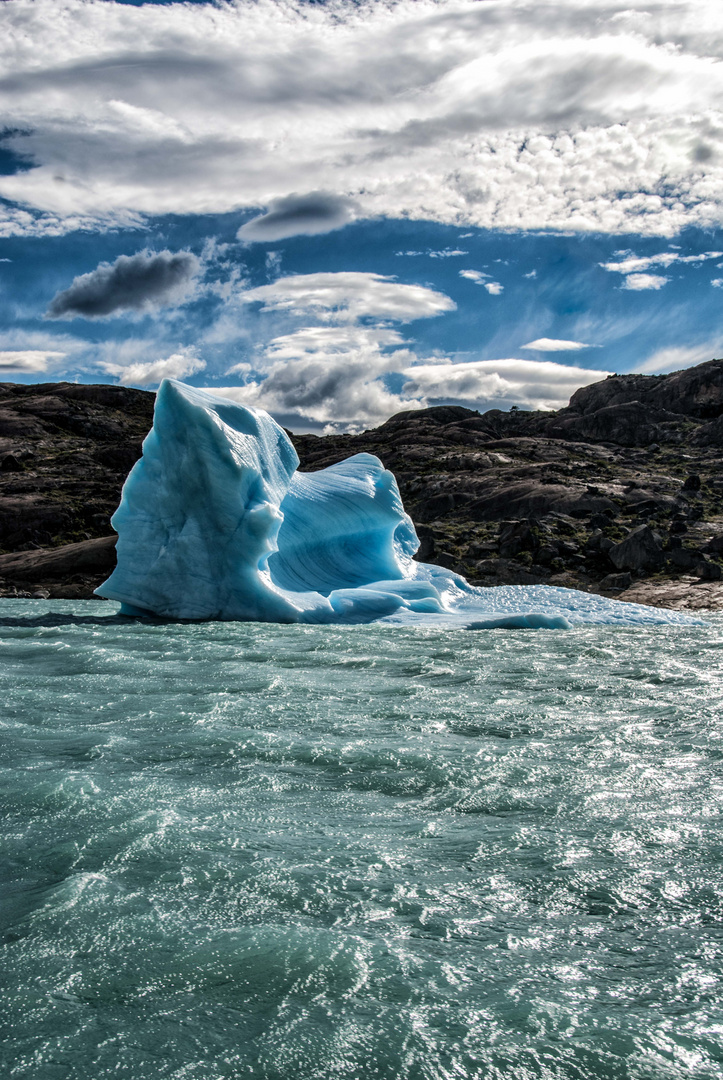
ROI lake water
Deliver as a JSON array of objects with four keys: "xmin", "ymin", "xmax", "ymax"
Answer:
[{"xmin": 2, "ymin": 599, "xmax": 723, "ymax": 1080}]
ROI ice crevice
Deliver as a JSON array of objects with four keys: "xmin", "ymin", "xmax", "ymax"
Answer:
[{"xmin": 96, "ymin": 380, "xmax": 702, "ymax": 628}]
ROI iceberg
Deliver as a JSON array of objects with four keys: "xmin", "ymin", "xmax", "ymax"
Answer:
[{"xmin": 96, "ymin": 380, "xmax": 702, "ymax": 628}]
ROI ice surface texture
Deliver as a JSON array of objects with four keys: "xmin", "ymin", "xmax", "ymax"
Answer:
[{"xmin": 96, "ymin": 381, "xmax": 701, "ymax": 628}]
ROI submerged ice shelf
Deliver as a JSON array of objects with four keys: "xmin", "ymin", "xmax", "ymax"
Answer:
[{"xmin": 96, "ymin": 380, "xmax": 701, "ymax": 628}]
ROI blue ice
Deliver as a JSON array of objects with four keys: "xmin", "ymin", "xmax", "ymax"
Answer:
[{"xmin": 96, "ymin": 381, "xmax": 702, "ymax": 628}]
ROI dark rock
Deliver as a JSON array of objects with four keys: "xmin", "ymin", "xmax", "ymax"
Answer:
[
  {"xmin": 670, "ymin": 520, "xmax": 688, "ymax": 534},
  {"xmin": 589, "ymin": 511, "xmax": 615, "ymax": 529},
  {"xmin": 704, "ymin": 534, "xmax": 723, "ymax": 555},
  {"xmin": 414, "ymin": 533, "xmax": 435, "ymax": 561},
  {"xmin": 697, "ymin": 559, "xmax": 722, "ymax": 581},
  {"xmin": 0, "ymin": 453, "xmax": 24, "ymax": 473},
  {"xmin": 545, "ymin": 400, "xmax": 670, "ymax": 447},
  {"xmin": 682, "ymin": 474, "xmax": 701, "ymax": 492},
  {"xmin": 414, "ymin": 493, "xmax": 470, "ymax": 522},
  {"xmin": 585, "ymin": 529, "xmax": 604, "ymax": 552},
  {"xmin": 466, "ymin": 481, "xmax": 615, "ymax": 523},
  {"xmin": 433, "ymin": 551, "xmax": 459, "ymax": 570},
  {"xmin": 599, "ymin": 572, "xmax": 633, "ymax": 591},
  {"xmin": 668, "ymin": 546, "xmax": 705, "ymax": 571},
  {"xmin": 0, "ymin": 535, "xmax": 117, "ymax": 581},
  {"xmin": 692, "ymin": 414, "xmax": 723, "ymax": 446},
  {"xmin": 536, "ymin": 545, "xmax": 558, "ymax": 566},
  {"xmin": 568, "ymin": 358, "xmax": 723, "ymax": 420},
  {"xmin": 497, "ymin": 519, "xmax": 539, "ymax": 558},
  {"xmin": 608, "ymin": 526, "xmax": 664, "ymax": 571}
]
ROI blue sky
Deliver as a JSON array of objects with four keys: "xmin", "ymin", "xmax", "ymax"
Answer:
[{"xmin": 1, "ymin": 0, "xmax": 723, "ymax": 431}]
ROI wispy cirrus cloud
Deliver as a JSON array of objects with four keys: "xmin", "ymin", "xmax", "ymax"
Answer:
[
  {"xmin": 2, "ymin": 1, "xmax": 723, "ymax": 236},
  {"xmin": 634, "ymin": 341, "xmax": 723, "ymax": 374}
]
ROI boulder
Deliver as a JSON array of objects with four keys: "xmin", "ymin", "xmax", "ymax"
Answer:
[
  {"xmin": 0, "ymin": 534, "xmax": 117, "ymax": 581},
  {"xmin": 668, "ymin": 546, "xmax": 705, "ymax": 571},
  {"xmin": 497, "ymin": 519, "xmax": 539, "ymax": 558},
  {"xmin": 599, "ymin": 571, "xmax": 632, "ymax": 591},
  {"xmin": 467, "ymin": 481, "xmax": 615, "ymax": 523},
  {"xmin": 0, "ymin": 453, "xmax": 24, "ymax": 473},
  {"xmin": 704, "ymin": 534, "xmax": 723, "ymax": 555},
  {"xmin": 608, "ymin": 526, "xmax": 664, "ymax": 571},
  {"xmin": 544, "ymin": 401, "xmax": 668, "ymax": 447}
]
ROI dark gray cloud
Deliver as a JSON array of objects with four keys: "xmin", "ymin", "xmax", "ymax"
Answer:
[
  {"xmin": 238, "ymin": 193, "xmax": 357, "ymax": 243},
  {"xmin": 46, "ymin": 248, "xmax": 200, "ymax": 319}
]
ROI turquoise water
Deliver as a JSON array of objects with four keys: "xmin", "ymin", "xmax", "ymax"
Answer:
[{"xmin": 2, "ymin": 600, "xmax": 723, "ymax": 1080}]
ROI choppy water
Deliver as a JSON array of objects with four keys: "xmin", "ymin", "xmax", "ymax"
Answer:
[{"xmin": 2, "ymin": 599, "xmax": 723, "ymax": 1080}]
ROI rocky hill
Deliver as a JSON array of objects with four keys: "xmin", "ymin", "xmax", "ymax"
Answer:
[{"xmin": 1, "ymin": 360, "xmax": 723, "ymax": 609}]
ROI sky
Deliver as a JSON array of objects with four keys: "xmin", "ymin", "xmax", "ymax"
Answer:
[{"xmin": 1, "ymin": 0, "xmax": 723, "ymax": 432}]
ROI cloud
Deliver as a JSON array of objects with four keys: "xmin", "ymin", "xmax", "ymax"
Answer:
[
  {"xmin": 712, "ymin": 278, "xmax": 723, "ymax": 287},
  {"xmin": 213, "ymin": 325, "xmax": 422, "ymax": 429},
  {"xmin": 521, "ymin": 338, "xmax": 594, "ymax": 351},
  {"xmin": 237, "ymin": 192, "xmax": 357, "ymax": 243},
  {"xmin": 483, "ymin": 282, "xmax": 504, "ymax": 296},
  {"xmin": 239, "ymin": 272, "xmax": 455, "ymax": 324},
  {"xmin": 0, "ymin": 349, "xmax": 66, "ymax": 372},
  {"xmin": 214, "ymin": 272, "xmax": 456, "ymax": 428},
  {"xmin": 3, "ymin": 0, "xmax": 723, "ymax": 236},
  {"xmin": 634, "ymin": 342, "xmax": 723, "ymax": 374},
  {"xmin": 216, "ymin": 271, "xmax": 607, "ymax": 428},
  {"xmin": 621, "ymin": 273, "xmax": 669, "ymax": 291},
  {"xmin": 98, "ymin": 349, "xmax": 205, "ymax": 387},
  {"xmin": 428, "ymin": 249, "xmax": 467, "ymax": 259},
  {"xmin": 459, "ymin": 270, "xmax": 490, "ymax": 283},
  {"xmin": 46, "ymin": 249, "xmax": 201, "ymax": 319},
  {"xmin": 600, "ymin": 250, "xmax": 723, "ymax": 274},
  {"xmin": 402, "ymin": 358, "xmax": 612, "ymax": 412}
]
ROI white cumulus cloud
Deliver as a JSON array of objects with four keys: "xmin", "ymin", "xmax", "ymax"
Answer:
[
  {"xmin": 99, "ymin": 350, "xmax": 206, "ymax": 387},
  {"xmin": 622, "ymin": 273, "xmax": 669, "ymax": 290}
]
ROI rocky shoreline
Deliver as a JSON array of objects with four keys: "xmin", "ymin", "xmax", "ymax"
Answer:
[{"xmin": 1, "ymin": 359, "xmax": 722, "ymax": 611}]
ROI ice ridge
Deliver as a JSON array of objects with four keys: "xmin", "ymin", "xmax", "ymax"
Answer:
[{"xmin": 95, "ymin": 380, "xmax": 703, "ymax": 628}]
